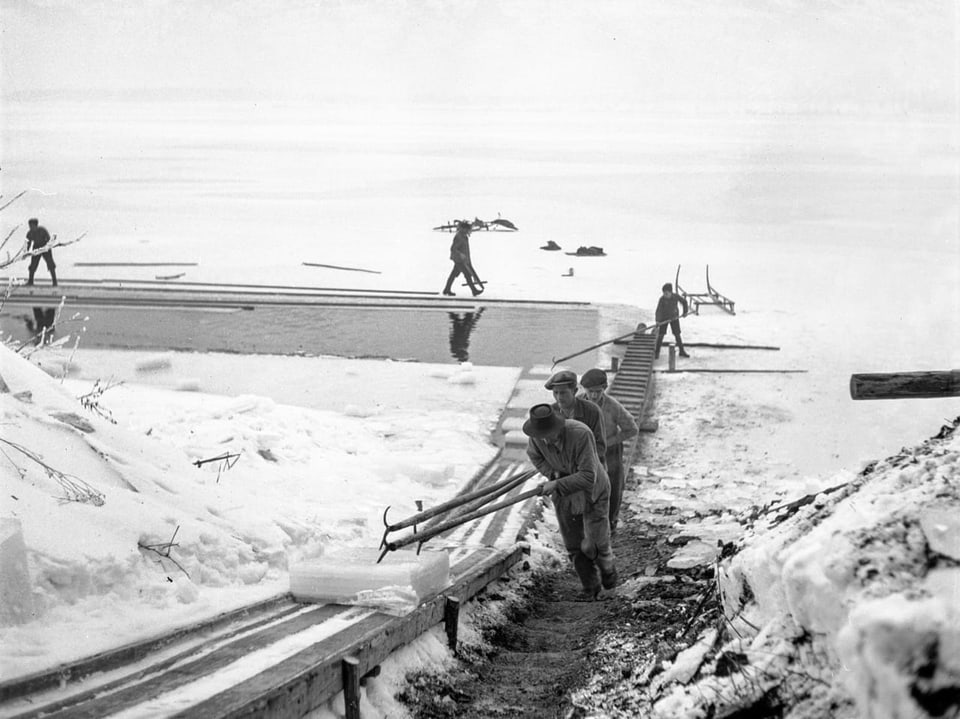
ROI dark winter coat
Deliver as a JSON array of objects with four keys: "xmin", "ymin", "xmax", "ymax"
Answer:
[
  {"xmin": 655, "ymin": 293, "xmax": 689, "ymax": 323},
  {"xmin": 552, "ymin": 397, "xmax": 606, "ymax": 464}
]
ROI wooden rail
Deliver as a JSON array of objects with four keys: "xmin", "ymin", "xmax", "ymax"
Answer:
[{"xmin": 0, "ymin": 546, "xmax": 527, "ymax": 718}]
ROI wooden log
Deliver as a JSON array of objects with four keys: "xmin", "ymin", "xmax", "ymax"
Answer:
[{"xmin": 849, "ymin": 370, "xmax": 960, "ymax": 400}]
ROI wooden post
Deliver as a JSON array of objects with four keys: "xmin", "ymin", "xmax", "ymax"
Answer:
[
  {"xmin": 444, "ymin": 596, "xmax": 461, "ymax": 652},
  {"xmin": 668, "ymin": 345, "xmax": 677, "ymax": 372},
  {"xmin": 850, "ymin": 370, "xmax": 960, "ymax": 400},
  {"xmin": 342, "ymin": 655, "xmax": 361, "ymax": 719}
]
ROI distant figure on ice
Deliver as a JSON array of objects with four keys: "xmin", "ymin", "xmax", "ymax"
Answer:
[
  {"xmin": 442, "ymin": 221, "xmax": 483, "ymax": 297},
  {"xmin": 545, "ymin": 370, "xmax": 606, "ymax": 467},
  {"xmin": 654, "ymin": 282, "xmax": 689, "ymax": 359},
  {"xmin": 25, "ymin": 218, "xmax": 57, "ymax": 286},
  {"xmin": 523, "ymin": 403, "xmax": 618, "ymax": 600},
  {"xmin": 448, "ymin": 308, "xmax": 484, "ymax": 362},
  {"xmin": 579, "ymin": 368, "xmax": 638, "ymax": 535}
]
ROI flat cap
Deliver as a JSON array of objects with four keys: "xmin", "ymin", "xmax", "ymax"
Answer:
[
  {"xmin": 580, "ymin": 368, "xmax": 608, "ymax": 389},
  {"xmin": 544, "ymin": 370, "xmax": 578, "ymax": 390}
]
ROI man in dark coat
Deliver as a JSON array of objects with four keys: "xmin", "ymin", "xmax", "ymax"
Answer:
[
  {"xmin": 524, "ymin": 403, "xmax": 618, "ymax": 599},
  {"xmin": 545, "ymin": 370, "xmax": 606, "ymax": 467},
  {"xmin": 26, "ymin": 218, "xmax": 57, "ymax": 286},
  {"xmin": 442, "ymin": 221, "xmax": 482, "ymax": 297},
  {"xmin": 654, "ymin": 282, "xmax": 689, "ymax": 358}
]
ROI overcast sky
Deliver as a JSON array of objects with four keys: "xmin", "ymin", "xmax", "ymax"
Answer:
[{"xmin": 2, "ymin": 0, "xmax": 957, "ymax": 111}]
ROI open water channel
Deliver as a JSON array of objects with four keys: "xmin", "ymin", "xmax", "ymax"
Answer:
[{"xmin": 1, "ymin": 300, "xmax": 605, "ymax": 373}]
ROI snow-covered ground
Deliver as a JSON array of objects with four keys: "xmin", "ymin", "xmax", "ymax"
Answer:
[{"xmin": 2, "ymin": 2, "xmax": 958, "ymax": 716}]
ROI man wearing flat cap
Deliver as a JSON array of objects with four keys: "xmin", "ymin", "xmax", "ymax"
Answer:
[
  {"xmin": 523, "ymin": 403, "xmax": 618, "ymax": 599},
  {"xmin": 579, "ymin": 368, "xmax": 639, "ymax": 534},
  {"xmin": 545, "ymin": 370, "xmax": 606, "ymax": 468}
]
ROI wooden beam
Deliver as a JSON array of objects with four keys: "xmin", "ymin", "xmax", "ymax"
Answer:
[
  {"xmin": 302, "ymin": 262, "xmax": 382, "ymax": 275},
  {"xmin": 444, "ymin": 596, "xmax": 461, "ymax": 652},
  {"xmin": 342, "ymin": 656, "xmax": 361, "ymax": 719},
  {"xmin": 654, "ymin": 369, "xmax": 806, "ymax": 374},
  {"xmin": 850, "ymin": 370, "xmax": 960, "ymax": 400},
  {"xmin": 682, "ymin": 343, "xmax": 780, "ymax": 351}
]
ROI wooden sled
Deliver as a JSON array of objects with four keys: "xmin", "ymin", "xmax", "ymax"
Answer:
[{"xmin": 675, "ymin": 264, "xmax": 736, "ymax": 315}]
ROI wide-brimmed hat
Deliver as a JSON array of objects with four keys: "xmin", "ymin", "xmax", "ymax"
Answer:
[
  {"xmin": 580, "ymin": 368, "xmax": 608, "ymax": 389},
  {"xmin": 544, "ymin": 370, "xmax": 577, "ymax": 390},
  {"xmin": 522, "ymin": 403, "xmax": 565, "ymax": 438}
]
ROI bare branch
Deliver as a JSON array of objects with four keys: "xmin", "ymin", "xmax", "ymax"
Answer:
[
  {"xmin": 0, "ymin": 190, "xmax": 28, "ymax": 213},
  {"xmin": 138, "ymin": 525, "xmax": 190, "ymax": 577},
  {"xmin": 0, "ymin": 437, "xmax": 105, "ymax": 506}
]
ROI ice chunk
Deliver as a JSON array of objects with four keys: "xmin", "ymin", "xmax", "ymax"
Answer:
[
  {"xmin": 503, "ymin": 430, "xmax": 529, "ymax": 448},
  {"xmin": 920, "ymin": 508, "xmax": 960, "ymax": 561},
  {"xmin": 0, "ymin": 519, "xmax": 36, "ymax": 626},
  {"xmin": 666, "ymin": 540, "xmax": 719, "ymax": 569},
  {"xmin": 290, "ymin": 548, "xmax": 450, "ymax": 615}
]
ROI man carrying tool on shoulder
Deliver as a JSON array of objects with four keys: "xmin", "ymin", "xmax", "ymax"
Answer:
[
  {"xmin": 524, "ymin": 403, "xmax": 618, "ymax": 600},
  {"xmin": 579, "ymin": 368, "xmax": 638, "ymax": 536},
  {"xmin": 442, "ymin": 220, "xmax": 483, "ymax": 297},
  {"xmin": 545, "ymin": 370, "xmax": 606, "ymax": 468}
]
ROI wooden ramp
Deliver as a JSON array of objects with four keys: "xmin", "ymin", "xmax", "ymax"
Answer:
[{"xmin": 608, "ymin": 331, "xmax": 658, "ymax": 441}]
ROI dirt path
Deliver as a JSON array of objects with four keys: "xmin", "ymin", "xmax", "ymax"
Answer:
[{"xmin": 401, "ymin": 494, "xmax": 719, "ymax": 718}]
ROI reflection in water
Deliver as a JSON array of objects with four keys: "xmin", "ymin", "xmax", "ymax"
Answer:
[
  {"xmin": 24, "ymin": 307, "xmax": 57, "ymax": 345},
  {"xmin": 448, "ymin": 308, "xmax": 484, "ymax": 362}
]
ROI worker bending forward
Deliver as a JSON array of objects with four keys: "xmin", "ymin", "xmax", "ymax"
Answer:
[{"xmin": 523, "ymin": 403, "xmax": 618, "ymax": 599}]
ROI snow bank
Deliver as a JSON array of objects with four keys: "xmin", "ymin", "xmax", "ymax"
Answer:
[
  {"xmin": 653, "ymin": 419, "xmax": 960, "ymax": 719},
  {"xmin": 0, "ymin": 344, "xmax": 517, "ymax": 680}
]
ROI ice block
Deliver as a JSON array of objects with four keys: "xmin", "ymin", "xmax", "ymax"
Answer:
[
  {"xmin": 0, "ymin": 518, "xmax": 35, "ymax": 626},
  {"xmin": 289, "ymin": 547, "xmax": 450, "ymax": 615}
]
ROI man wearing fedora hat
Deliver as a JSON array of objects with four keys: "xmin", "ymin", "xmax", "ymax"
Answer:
[
  {"xmin": 545, "ymin": 370, "xmax": 606, "ymax": 468},
  {"xmin": 523, "ymin": 403, "xmax": 618, "ymax": 599},
  {"xmin": 579, "ymin": 368, "xmax": 639, "ymax": 534},
  {"xmin": 442, "ymin": 220, "xmax": 483, "ymax": 297}
]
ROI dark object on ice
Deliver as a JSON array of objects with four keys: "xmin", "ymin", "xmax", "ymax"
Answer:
[
  {"xmin": 850, "ymin": 370, "xmax": 960, "ymax": 400},
  {"xmin": 540, "ymin": 240, "xmax": 562, "ymax": 251},
  {"xmin": 565, "ymin": 246, "xmax": 606, "ymax": 256}
]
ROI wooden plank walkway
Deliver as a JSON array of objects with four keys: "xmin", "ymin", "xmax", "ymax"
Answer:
[{"xmin": 0, "ymin": 547, "xmax": 525, "ymax": 719}]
